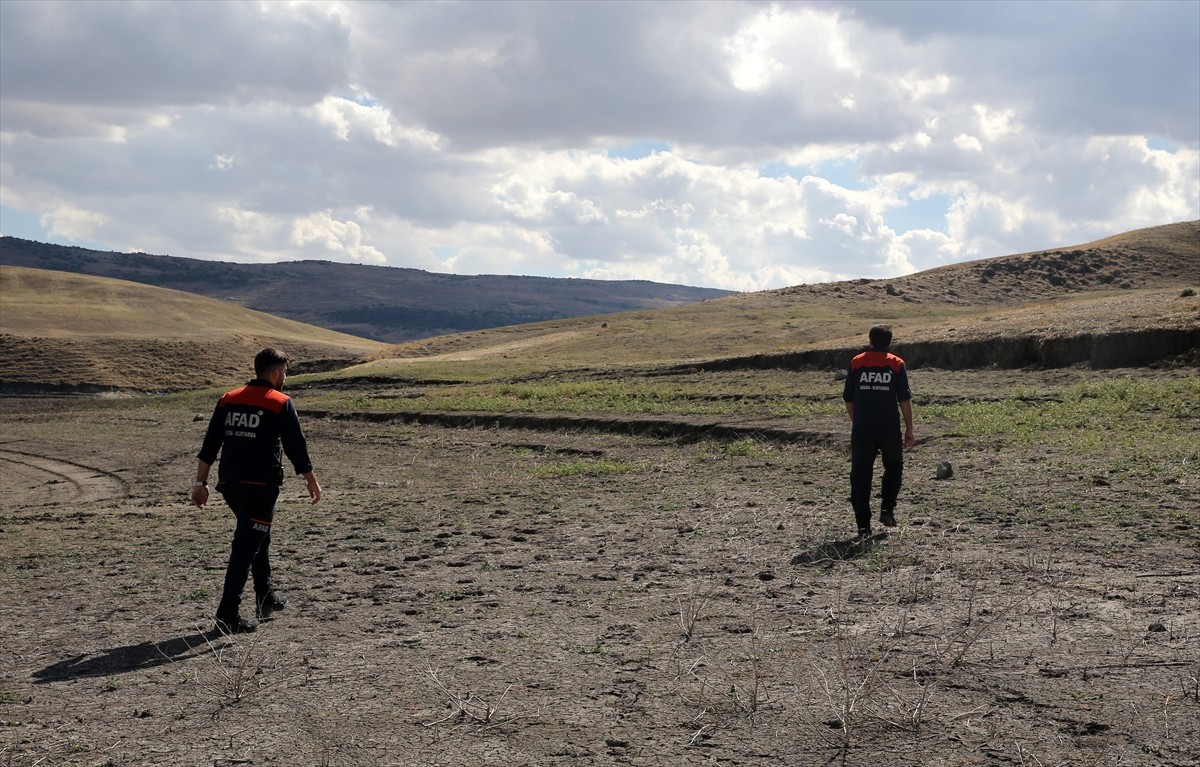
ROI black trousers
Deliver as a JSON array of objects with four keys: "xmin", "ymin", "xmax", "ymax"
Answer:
[
  {"xmin": 216, "ymin": 483, "xmax": 279, "ymax": 618},
  {"xmin": 849, "ymin": 433, "xmax": 904, "ymax": 532}
]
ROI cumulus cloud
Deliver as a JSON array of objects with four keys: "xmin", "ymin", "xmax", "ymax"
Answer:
[{"xmin": 0, "ymin": 0, "xmax": 1195, "ymax": 289}]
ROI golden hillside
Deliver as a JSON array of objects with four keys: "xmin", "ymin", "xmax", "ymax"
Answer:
[
  {"xmin": 355, "ymin": 221, "xmax": 1198, "ymax": 376},
  {"xmin": 2, "ymin": 221, "xmax": 1196, "ymax": 392},
  {"xmin": 0, "ymin": 266, "xmax": 386, "ymax": 391}
]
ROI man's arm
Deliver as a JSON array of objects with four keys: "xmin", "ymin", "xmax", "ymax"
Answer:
[
  {"xmin": 278, "ymin": 400, "xmax": 319, "ymax": 503},
  {"xmin": 843, "ymin": 363, "xmax": 856, "ymax": 422},
  {"xmin": 900, "ymin": 400, "xmax": 915, "ymax": 448},
  {"xmin": 192, "ymin": 398, "xmax": 226, "ymax": 509},
  {"xmin": 279, "ymin": 400, "xmax": 314, "ymax": 476},
  {"xmin": 197, "ymin": 398, "xmax": 225, "ymax": 468}
]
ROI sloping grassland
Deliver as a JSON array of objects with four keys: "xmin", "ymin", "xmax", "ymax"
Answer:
[
  {"xmin": 0, "ymin": 266, "xmax": 386, "ymax": 392},
  {"xmin": 356, "ymin": 220, "xmax": 1199, "ymax": 378},
  {"xmin": 0, "ymin": 221, "xmax": 1196, "ymax": 393}
]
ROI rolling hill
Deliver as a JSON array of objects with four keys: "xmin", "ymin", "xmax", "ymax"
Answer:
[
  {"xmin": 353, "ymin": 220, "xmax": 1199, "ymax": 376},
  {"xmin": 1, "ymin": 221, "xmax": 1196, "ymax": 393},
  {"xmin": 0, "ymin": 266, "xmax": 386, "ymax": 392},
  {"xmin": 0, "ymin": 238, "xmax": 732, "ymax": 343}
]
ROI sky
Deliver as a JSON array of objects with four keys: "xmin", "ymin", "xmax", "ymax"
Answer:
[{"xmin": 1, "ymin": 0, "xmax": 1197, "ymax": 292}]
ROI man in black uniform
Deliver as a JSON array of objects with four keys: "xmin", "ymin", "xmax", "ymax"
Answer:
[
  {"xmin": 190, "ymin": 348, "xmax": 322, "ymax": 634},
  {"xmin": 843, "ymin": 325, "xmax": 915, "ymax": 538}
]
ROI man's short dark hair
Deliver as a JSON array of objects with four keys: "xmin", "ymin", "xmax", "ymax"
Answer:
[
  {"xmin": 254, "ymin": 347, "xmax": 292, "ymax": 377},
  {"xmin": 868, "ymin": 325, "xmax": 893, "ymax": 350}
]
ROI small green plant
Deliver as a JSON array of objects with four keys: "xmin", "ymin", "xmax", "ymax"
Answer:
[
  {"xmin": 864, "ymin": 548, "xmax": 923, "ymax": 573},
  {"xmin": 1010, "ymin": 384, "xmax": 1038, "ymax": 400},
  {"xmin": 102, "ymin": 675, "xmax": 119, "ymax": 692},
  {"xmin": 431, "ymin": 586, "xmax": 484, "ymax": 602},
  {"xmin": 572, "ymin": 643, "xmax": 610, "ymax": 655},
  {"xmin": 1181, "ymin": 288, "xmax": 1196, "ymax": 297},
  {"xmin": 724, "ymin": 438, "xmax": 770, "ymax": 458},
  {"xmin": 531, "ymin": 458, "xmax": 637, "ymax": 477},
  {"xmin": 179, "ymin": 587, "xmax": 210, "ymax": 602}
]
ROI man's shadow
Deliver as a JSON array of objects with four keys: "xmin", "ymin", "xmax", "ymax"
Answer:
[
  {"xmin": 33, "ymin": 630, "xmax": 229, "ymax": 684},
  {"xmin": 790, "ymin": 532, "xmax": 887, "ymax": 566}
]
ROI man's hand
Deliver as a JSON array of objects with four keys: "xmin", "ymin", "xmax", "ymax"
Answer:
[
  {"xmin": 900, "ymin": 401, "xmax": 915, "ymax": 449},
  {"xmin": 304, "ymin": 472, "xmax": 323, "ymax": 504},
  {"xmin": 190, "ymin": 484, "xmax": 209, "ymax": 508},
  {"xmin": 192, "ymin": 460, "xmax": 212, "ymax": 508}
]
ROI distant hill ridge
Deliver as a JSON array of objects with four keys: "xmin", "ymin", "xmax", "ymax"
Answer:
[
  {"xmin": 1, "ymin": 221, "xmax": 1196, "ymax": 393},
  {"xmin": 0, "ymin": 238, "xmax": 732, "ymax": 343},
  {"xmin": 371, "ymin": 220, "xmax": 1198, "ymax": 368}
]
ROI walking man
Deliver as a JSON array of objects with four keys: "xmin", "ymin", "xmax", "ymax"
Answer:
[
  {"xmin": 843, "ymin": 325, "xmax": 915, "ymax": 538},
  {"xmin": 190, "ymin": 348, "xmax": 322, "ymax": 633}
]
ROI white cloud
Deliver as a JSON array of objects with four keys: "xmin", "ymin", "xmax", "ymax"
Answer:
[
  {"xmin": 290, "ymin": 210, "xmax": 386, "ymax": 264},
  {"xmin": 954, "ymin": 134, "xmax": 984, "ymax": 153},
  {"xmin": 725, "ymin": 9, "xmax": 785, "ymax": 92},
  {"xmin": 309, "ymin": 95, "xmax": 443, "ymax": 150},
  {"xmin": 43, "ymin": 203, "xmax": 109, "ymax": 242},
  {"xmin": 0, "ymin": 0, "xmax": 1195, "ymax": 291}
]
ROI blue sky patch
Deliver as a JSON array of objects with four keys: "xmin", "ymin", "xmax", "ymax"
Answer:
[
  {"xmin": 607, "ymin": 140, "xmax": 671, "ymax": 160},
  {"xmin": 760, "ymin": 160, "xmax": 869, "ymax": 191},
  {"xmin": 883, "ymin": 193, "xmax": 952, "ymax": 235},
  {"xmin": 0, "ymin": 206, "xmax": 48, "ymax": 241},
  {"xmin": 1146, "ymin": 136, "xmax": 1179, "ymax": 152}
]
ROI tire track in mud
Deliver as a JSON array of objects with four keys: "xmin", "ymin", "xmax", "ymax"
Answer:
[{"xmin": 0, "ymin": 447, "xmax": 129, "ymax": 506}]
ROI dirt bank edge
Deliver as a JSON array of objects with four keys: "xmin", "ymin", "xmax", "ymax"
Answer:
[{"xmin": 302, "ymin": 409, "xmax": 842, "ymax": 446}]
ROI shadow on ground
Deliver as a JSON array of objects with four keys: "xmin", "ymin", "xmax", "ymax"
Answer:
[
  {"xmin": 790, "ymin": 532, "xmax": 888, "ymax": 566},
  {"xmin": 32, "ymin": 631, "xmax": 228, "ymax": 684}
]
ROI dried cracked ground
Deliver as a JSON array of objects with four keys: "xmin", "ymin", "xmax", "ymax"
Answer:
[{"xmin": 0, "ymin": 381, "xmax": 1197, "ymax": 767}]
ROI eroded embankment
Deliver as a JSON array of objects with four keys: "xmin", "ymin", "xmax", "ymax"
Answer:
[
  {"xmin": 676, "ymin": 327, "xmax": 1199, "ymax": 374},
  {"xmin": 302, "ymin": 409, "xmax": 841, "ymax": 446},
  {"xmin": 4, "ymin": 327, "xmax": 1195, "ymax": 398}
]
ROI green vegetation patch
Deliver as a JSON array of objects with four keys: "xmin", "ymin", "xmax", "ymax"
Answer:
[
  {"xmin": 926, "ymin": 377, "xmax": 1196, "ymax": 437},
  {"xmin": 723, "ymin": 438, "xmax": 772, "ymax": 458},
  {"xmin": 179, "ymin": 587, "xmax": 210, "ymax": 603},
  {"xmin": 303, "ymin": 370, "xmax": 845, "ymax": 419},
  {"xmin": 530, "ymin": 458, "xmax": 639, "ymax": 478},
  {"xmin": 925, "ymin": 376, "xmax": 1199, "ymax": 473}
]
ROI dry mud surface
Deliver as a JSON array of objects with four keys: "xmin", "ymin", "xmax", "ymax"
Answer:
[{"xmin": 1, "ymin": 373, "xmax": 1198, "ymax": 767}]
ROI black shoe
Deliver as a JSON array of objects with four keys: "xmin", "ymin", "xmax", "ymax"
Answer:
[
  {"xmin": 880, "ymin": 510, "xmax": 897, "ymax": 528},
  {"xmin": 215, "ymin": 614, "xmax": 258, "ymax": 634},
  {"xmin": 856, "ymin": 527, "xmax": 873, "ymax": 539},
  {"xmin": 256, "ymin": 591, "xmax": 288, "ymax": 621}
]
